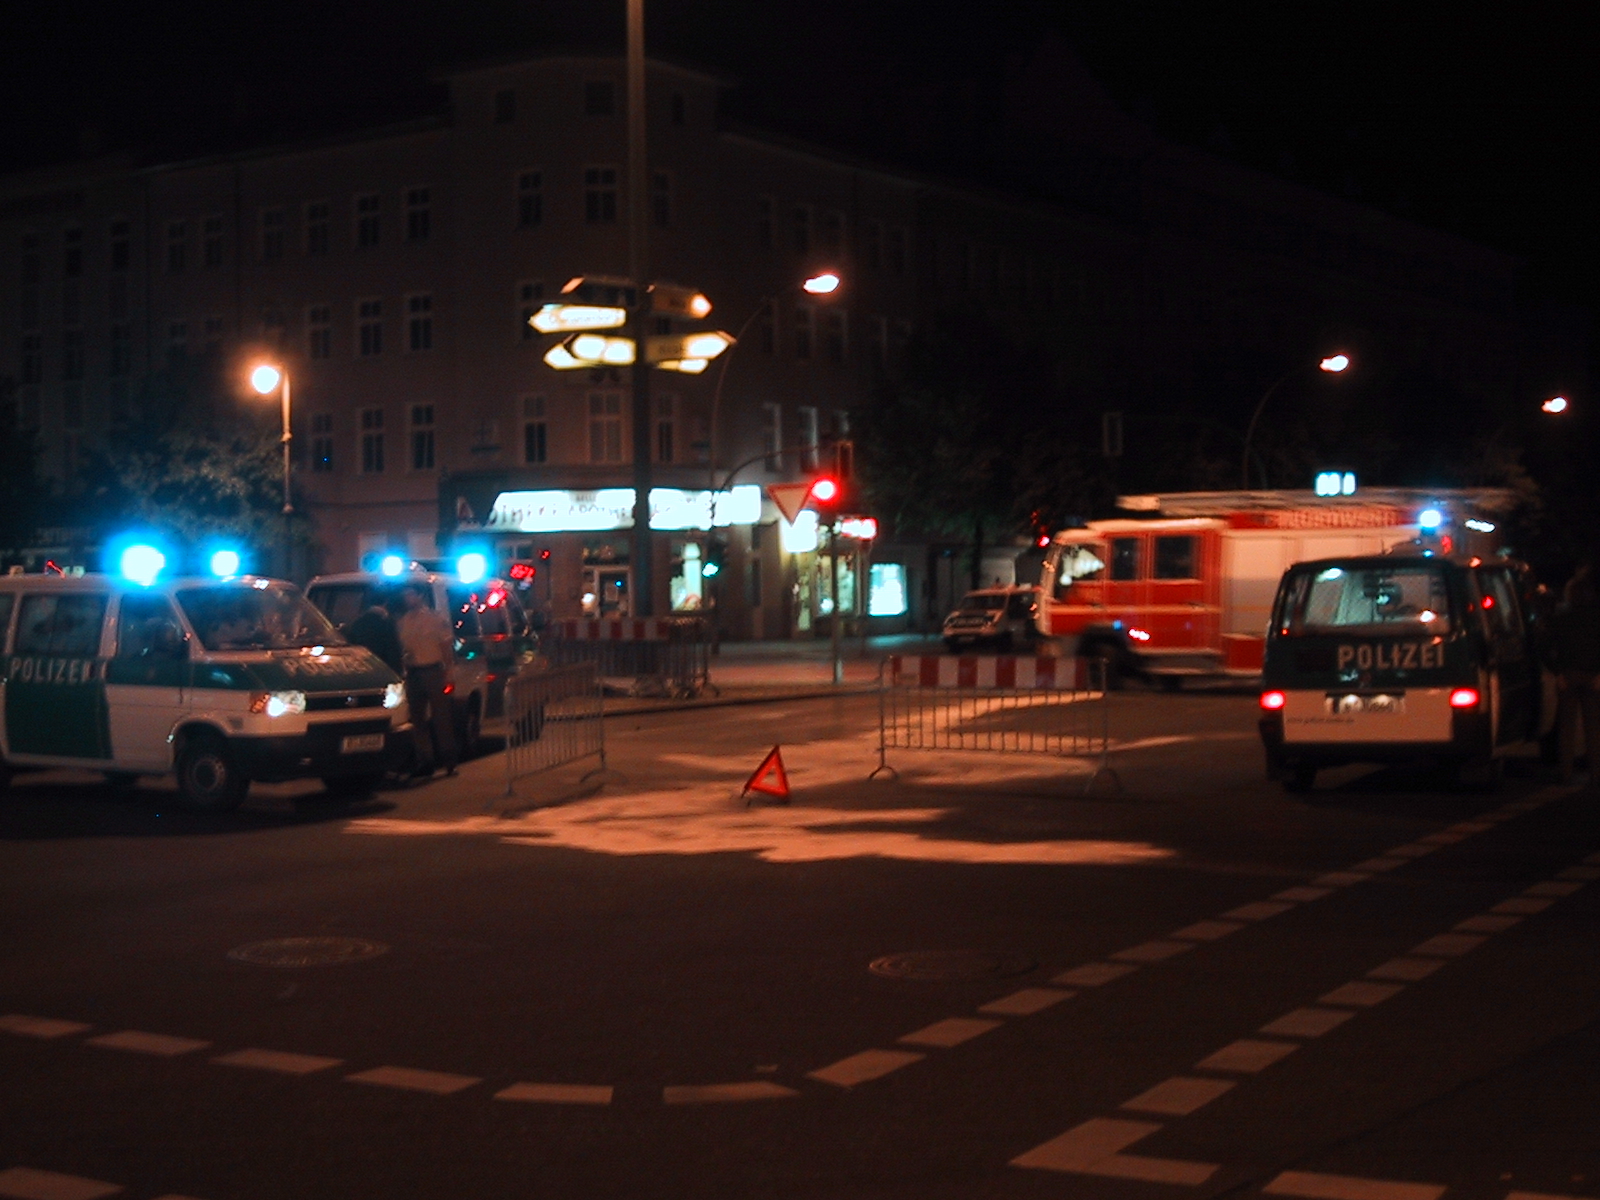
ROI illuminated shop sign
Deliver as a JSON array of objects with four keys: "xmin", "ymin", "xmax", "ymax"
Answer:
[{"xmin": 481, "ymin": 485, "xmax": 763, "ymax": 533}]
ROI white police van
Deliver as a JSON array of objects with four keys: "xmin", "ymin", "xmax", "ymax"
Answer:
[{"xmin": 0, "ymin": 570, "xmax": 408, "ymax": 810}]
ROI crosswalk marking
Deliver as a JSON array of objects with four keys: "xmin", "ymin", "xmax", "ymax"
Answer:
[
  {"xmin": 1367, "ymin": 957, "xmax": 1445, "ymax": 982},
  {"xmin": 0, "ymin": 1167, "xmax": 122, "ymax": 1200},
  {"xmin": 1492, "ymin": 897, "xmax": 1553, "ymax": 915},
  {"xmin": 1195, "ymin": 1038, "xmax": 1299, "ymax": 1073},
  {"xmin": 1275, "ymin": 886, "xmax": 1335, "ymax": 902},
  {"xmin": 1259, "ymin": 1007, "xmax": 1355, "ymax": 1038},
  {"xmin": 1262, "ymin": 1169, "xmax": 1445, "ymax": 1200},
  {"xmin": 85, "ymin": 1031, "xmax": 209, "ymax": 1057},
  {"xmin": 1052, "ymin": 962, "xmax": 1137, "ymax": 987},
  {"xmin": 1455, "ymin": 914, "xmax": 1522, "ymax": 933},
  {"xmin": 1171, "ymin": 919, "xmax": 1246, "ymax": 941},
  {"xmin": 898, "ymin": 1017, "xmax": 1002, "ymax": 1048},
  {"xmin": 1119, "ymin": 1075, "xmax": 1236, "ymax": 1116},
  {"xmin": 806, "ymin": 1049, "xmax": 923, "ymax": 1087},
  {"xmin": 0, "ymin": 1015, "xmax": 91, "ymax": 1040},
  {"xmin": 662, "ymin": 1081, "xmax": 797, "ymax": 1103},
  {"xmin": 1112, "ymin": 939, "xmax": 1195, "ymax": 963},
  {"xmin": 1409, "ymin": 933, "xmax": 1486, "ymax": 958},
  {"xmin": 1010, "ymin": 1118, "xmax": 1218, "ymax": 1183},
  {"xmin": 1224, "ymin": 901, "xmax": 1296, "ymax": 921},
  {"xmin": 1525, "ymin": 880, "xmax": 1585, "ymax": 897},
  {"xmin": 1318, "ymin": 981, "xmax": 1403, "ymax": 1008},
  {"xmin": 345, "ymin": 1065, "xmax": 480, "ymax": 1094},
  {"xmin": 212, "ymin": 1048, "xmax": 343, "ymax": 1075},
  {"xmin": 1352, "ymin": 857, "xmax": 1408, "ymax": 873},
  {"xmin": 495, "ymin": 1082, "xmax": 614, "ymax": 1104},
  {"xmin": 978, "ymin": 988, "xmax": 1073, "ymax": 1016},
  {"xmin": 1313, "ymin": 871, "xmax": 1371, "ymax": 887}
]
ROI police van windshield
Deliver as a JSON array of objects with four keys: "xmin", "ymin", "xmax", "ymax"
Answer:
[
  {"xmin": 177, "ymin": 584, "xmax": 344, "ymax": 651},
  {"xmin": 1278, "ymin": 563, "xmax": 1454, "ymax": 637}
]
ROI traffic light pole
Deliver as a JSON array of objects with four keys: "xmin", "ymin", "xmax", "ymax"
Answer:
[
  {"xmin": 630, "ymin": 303, "xmax": 654, "ymax": 617},
  {"xmin": 829, "ymin": 520, "xmax": 842, "ymax": 685}
]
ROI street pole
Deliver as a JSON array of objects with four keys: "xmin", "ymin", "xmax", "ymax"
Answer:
[
  {"xmin": 626, "ymin": 0, "xmax": 653, "ymax": 616},
  {"xmin": 279, "ymin": 371, "xmax": 293, "ymax": 579},
  {"xmin": 829, "ymin": 521, "xmax": 842, "ymax": 684}
]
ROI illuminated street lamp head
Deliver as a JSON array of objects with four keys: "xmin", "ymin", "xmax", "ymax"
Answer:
[
  {"xmin": 250, "ymin": 363, "xmax": 283, "ymax": 394},
  {"xmin": 1319, "ymin": 354, "xmax": 1351, "ymax": 373},
  {"xmin": 1543, "ymin": 395, "xmax": 1569, "ymax": 414},
  {"xmin": 803, "ymin": 273, "xmax": 842, "ymax": 295}
]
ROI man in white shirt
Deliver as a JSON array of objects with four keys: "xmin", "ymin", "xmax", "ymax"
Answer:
[{"xmin": 396, "ymin": 584, "xmax": 458, "ymax": 777}]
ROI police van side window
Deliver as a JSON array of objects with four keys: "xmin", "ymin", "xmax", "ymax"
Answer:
[
  {"xmin": 1480, "ymin": 570, "xmax": 1522, "ymax": 642},
  {"xmin": 117, "ymin": 594, "xmax": 185, "ymax": 659},
  {"xmin": 16, "ymin": 593, "xmax": 109, "ymax": 656},
  {"xmin": 0, "ymin": 593, "xmax": 15, "ymax": 650}
]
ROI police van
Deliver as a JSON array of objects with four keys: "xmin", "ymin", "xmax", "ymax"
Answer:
[
  {"xmin": 1258, "ymin": 553, "xmax": 1553, "ymax": 791},
  {"xmin": 0, "ymin": 571, "xmax": 408, "ymax": 809}
]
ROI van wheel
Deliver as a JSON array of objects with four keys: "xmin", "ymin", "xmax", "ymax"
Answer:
[
  {"xmin": 175, "ymin": 734, "xmax": 248, "ymax": 812},
  {"xmin": 1283, "ymin": 764, "xmax": 1318, "ymax": 792}
]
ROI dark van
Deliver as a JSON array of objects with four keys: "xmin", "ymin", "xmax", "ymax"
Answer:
[{"xmin": 1258, "ymin": 554, "xmax": 1553, "ymax": 791}]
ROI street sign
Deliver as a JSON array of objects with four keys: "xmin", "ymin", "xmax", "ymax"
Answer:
[
  {"xmin": 767, "ymin": 482, "xmax": 814, "ymax": 526},
  {"xmin": 560, "ymin": 275, "xmax": 638, "ymax": 308},
  {"xmin": 645, "ymin": 331, "xmax": 733, "ymax": 364},
  {"xmin": 648, "ymin": 283, "xmax": 713, "ymax": 318},
  {"xmin": 529, "ymin": 303, "xmax": 628, "ymax": 334}
]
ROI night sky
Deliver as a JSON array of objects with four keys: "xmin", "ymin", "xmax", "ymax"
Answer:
[{"xmin": 5, "ymin": 2, "xmax": 1596, "ymax": 321}]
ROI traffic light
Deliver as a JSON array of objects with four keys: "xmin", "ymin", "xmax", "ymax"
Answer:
[
  {"xmin": 702, "ymin": 536, "xmax": 727, "ymax": 578},
  {"xmin": 807, "ymin": 475, "xmax": 844, "ymax": 526}
]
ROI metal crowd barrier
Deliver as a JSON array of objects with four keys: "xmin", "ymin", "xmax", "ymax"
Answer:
[
  {"xmin": 503, "ymin": 661, "xmax": 606, "ymax": 797},
  {"xmin": 870, "ymin": 655, "xmax": 1118, "ymax": 794},
  {"xmin": 542, "ymin": 617, "xmax": 713, "ymax": 700}
]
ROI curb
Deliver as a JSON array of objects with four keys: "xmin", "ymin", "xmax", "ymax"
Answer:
[{"xmin": 600, "ymin": 683, "xmax": 879, "ymax": 716}]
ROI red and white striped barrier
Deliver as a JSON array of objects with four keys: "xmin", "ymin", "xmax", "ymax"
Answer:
[
  {"xmin": 888, "ymin": 655, "xmax": 1091, "ymax": 690},
  {"xmin": 551, "ymin": 618, "xmax": 682, "ymax": 641}
]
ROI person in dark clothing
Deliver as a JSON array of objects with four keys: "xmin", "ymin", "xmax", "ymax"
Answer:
[
  {"xmin": 345, "ymin": 601, "xmax": 404, "ymax": 675},
  {"xmin": 1551, "ymin": 561, "xmax": 1600, "ymax": 783}
]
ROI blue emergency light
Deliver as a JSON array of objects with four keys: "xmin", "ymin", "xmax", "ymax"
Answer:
[
  {"xmin": 209, "ymin": 549, "xmax": 242, "ymax": 578},
  {"xmin": 379, "ymin": 554, "xmax": 406, "ymax": 577},
  {"xmin": 457, "ymin": 552, "xmax": 489, "ymax": 585},
  {"xmin": 119, "ymin": 544, "xmax": 166, "ymax": 586},
  {"xmin": 1418, "ymin": 508, "xmax": 1443, "ymax": 530}
]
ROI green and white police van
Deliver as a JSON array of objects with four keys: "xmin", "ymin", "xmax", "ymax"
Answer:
[
  {"xmin": 0, "ymin": 572, "xmax": 409, "ymax": 810},
  {"xmin": 1258, "ymin": 552, "xmax": 1553, "ymax": 792}
]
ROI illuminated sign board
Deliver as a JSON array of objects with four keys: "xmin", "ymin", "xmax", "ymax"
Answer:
[{"xmin": 479, "ymin": 485, "xmax": 763, "ymax": 533}]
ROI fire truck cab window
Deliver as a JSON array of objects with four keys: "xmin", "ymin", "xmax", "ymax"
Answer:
[
  {"xmin": 1154, "ymin": 536, "xmax": 1197, "ymax": 580},
  {"xmin": 1052, "ymin": 544, "xmax": 1106, "ymax": 600},
  {"xmin": 1111, "ymin": 538, "xmax": 1140, "ymax": 581}
]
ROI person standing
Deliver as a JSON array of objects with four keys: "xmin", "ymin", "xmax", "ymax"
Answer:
[
  {"xmin": 345, "ymin": 599, "xmax": 403, "ymax": 675},
  {"xmin": 396, "ymin": 584, "xmax": 458, "ymax": 777},
  {"xmin": 1552, "ymin": 561, "xmax": 1600, "ymax": 784}
]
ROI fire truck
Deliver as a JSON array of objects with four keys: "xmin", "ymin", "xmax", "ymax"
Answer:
[{"xmin": 1035, "ymin": 488, "xmax": 1514, "ymax": 687}]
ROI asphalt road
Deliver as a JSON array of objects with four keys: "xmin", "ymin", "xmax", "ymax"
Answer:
[{"xmin": 3, "ymin": 688, "xmax": 1598, "ymax": 1200}]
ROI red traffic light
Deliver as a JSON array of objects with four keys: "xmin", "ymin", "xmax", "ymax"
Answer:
[{"xmin": 808, "ymin": 477, "xmax": 840, "ymax": 505}]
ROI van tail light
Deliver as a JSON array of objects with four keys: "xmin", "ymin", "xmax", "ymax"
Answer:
[
  {"xmin": 1259, "ymin": 690, "xmax": 1287, "ymax": 711},
  {"xmin": 443, "ymin": 682, "xmax": 455, "ymax": 695},
  {"xmin": 1449, "ymin": 687, "xmax": 1480, "ymax": 709}
]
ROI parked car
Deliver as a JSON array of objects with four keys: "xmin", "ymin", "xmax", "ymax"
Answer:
[{"xmin": 942, "ymin": 586, "xmax": 1041, "ymax": 652}]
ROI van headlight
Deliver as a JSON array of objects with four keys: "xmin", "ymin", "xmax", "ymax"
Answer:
[
  {"xmin": 383, "ymin": 682, "xmax": 405, "ymax": 710},
  {"xmin": 250, "ymin": 690, "xmax": 307, "ymax": 717}
]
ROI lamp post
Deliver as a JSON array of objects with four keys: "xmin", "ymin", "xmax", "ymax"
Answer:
[
  {"xmin": 249, "ymin": 362, "xmax": 293, "ymax": 577},
  {"xmin": 1240, "ymin": 353, "xmax": 1350, "ymax": 490}
]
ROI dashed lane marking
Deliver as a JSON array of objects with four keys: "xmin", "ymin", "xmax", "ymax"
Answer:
[
  {"xmin": 1317, "ymin": 981, "xmax": 1404, "ymax": 1008},
  {"xmin": 1352, "ymin": 857, "xmax": 1410, "ymax": 873},
  {"xmin": 806, "ymin": 1049, "xmax": 924, "ymax": 1087},
  {"xmin": 84, "ymin": 1031, "xmax": 210, "ymax": 1057},
  {"xmin": 212, "ymin": 1048, "xmax": 343, "ymax": 1075},
  {"xmin": 1455, "ymin": 914, "xmax": 1523, "ymax": 933},
  {"xmin": 1010, "ymin": 1118, "xmax": 1219, "ymax": 1184},
  {"xmin": 345, "ymin": 1065, "xmax": 481, "ymax": 1095},
  {"xmin": 663, "ymin": 1082, "xmax": 798, "ymax": 1104},
  {"xmin": 1384, "ymin": 844, "xmax": 1438, "ymax": 859},
  {"xmin": 0, "ymin": 1167, "xmax": 123, "ymax": 1200},
  {"xmin": 1223, "ymin": 901, "xmax": 1296, "ymax": 921},
  {"xmin": 978, "ymin": 988, "xmax": 1074, "ymax": 1016},
  {"xmin": 1275, "ymin": 886, "xmax": 1336, "ymax": 902},
  {"xmin": 1492, "ymin": 896, "xmax": 1554, "ymax": 915},
  {"xmin": 0, "ymin": 1016, "xmax": 91, "ymax": 1040},
  {"xmin": 1313, "ymin": 872, "xmax": 1371, "ymax": 887},
  {"xmin": 495, "ymin": 1082, "xmax": 614, "ymax": 1104},
  {"xmin": 1112, "ymin": 939, "xmax": 1196, "ymax": 963},
  {"xmin": 897, "ymin": 1017, "xmax": 1002, "ymax": 1048},
  {"xmin": 1171, "ymin": 919, "xmax": 1246, "ymax": 941},
  {"xmin": 1419, "ymin": 831, "xmax": 1468, "ymax": 844},
  {"xmin": 1525, "ymin": 880, "xmax": 1586, "ymax": 897},
  {"xmin": 1261, "ymin": 1169, "xmax": 1445, "ymax": 1200},
  {"xmin": 1259, "ymin": 1007, "xmax": 1356, "ymax": 1038},
  {"xmin": 1366, "ymin": 957, "xmax": 1446, "ymax": 982},
  {"xmin": 1119, "ymin": 1075, "xmax": 1236, "ymax": 1116},
  {"xmin": 1409, "ymin": 933, "xmax": 1487, "ymax": 958},
  {"xmin": 1052, "ymin": 962, "xmax": 1138, "ymax": 987},
  {"xmin": 1195, "ymin": 1038, "xmax": 1300, "ymax": 1073}
]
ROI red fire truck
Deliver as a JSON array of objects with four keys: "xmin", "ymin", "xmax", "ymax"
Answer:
[{"xmin": 1035, "ymin": 489, "xmax": 1513, "ymax": 686}]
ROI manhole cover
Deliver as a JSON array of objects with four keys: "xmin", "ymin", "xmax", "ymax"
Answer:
[
  {"xmin": 227, "ymin": 937, "xmax": 389, "ymax": 968},
  {"xmin": 869, "ymin": 950, "xmax": 1036, "ymax": 982}
]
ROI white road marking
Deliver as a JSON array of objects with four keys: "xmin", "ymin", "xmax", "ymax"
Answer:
[
  {"xmin": 1526, "ymin": 880, "xmax": 1586, "ymax": 897},
  {"xmin": 663, "ymin": 1082, "xmax": 798, "ymax": 1103},
  {"xmin": 345, "ymin": 1066, "xmax": 480, "ymax": 1094},
  {"xmin": 1171, "ymin": 919, "xmax": 1246, "ymax": 941},
  {"xmin": 1318, "ymin": 982, "xmax": 1404, "ymax": 1008},
  {"xmin": 806, "ymin": 1049, "xmax": 924, "ymax": 1087},
  {"xmin": 0, "ymin": 1167, "xmax": 123, "ymax": 1200},
  {"xmin": 1120, "ymin": 1075, "xmax": 1236, "ymax": 1116},
  {"xmin": 1112, "ymin": 939, "xmax": 1195, "ymax": 963},
  {"xmin": 1010, "ymin": 1117, "xmax": 1218, "ymax": 1183},
  {"xmin": 1409, "ymin": 933, "xmax": 1486, "ymax": 957},
  {"xmin": 1313, "ymin": 871, "xmax": 1371, "ymax": 887},
  {"xmin": 1493, "ymin": 897, "xmax": 1554, "ymax": 915},
  {"xmin": 494, "ymin": 1082, "xmax": 613, "ymax": 1105},
  {"xmin": 1505, "ymin": 1191, "xmax": 1600, "ymax": 1199},
  {"xmin": 85, "ymin": 1031, "xmax": 209, "ymax": 1057},
  {"xmin": 1384, "ymin": 844, "xmax": 1437, "ymax": 859},
  {"xmin": 1455, "ymin": 914, "xmax": 1522, "ymax": 933},
  {"xmin": 1263, "ymin": 1169, "xmax": 1445, "ymax": 1200},
  {"xmin": 1259, "ymin": 1007, "xmax": 1355, "ymax": 1038},
  {"xmin": 1367, "ymin": 957, "xmax": 1445, "ymax": 982},
  {"xmin": 1352, "ymin": 857, "xmax": 1409, "ymax": 872},
  {"xmin": 1419, "ymin": 831, "xmax": 1468, "ymax": 844},
  {"xmin": 1223, "ymin": 900, "xmax": 1296, "ymax": 921},
  {"xmin": 1450, "ymin": 821, "xmax": 1496, "ymax": 833},
  {"xmin": 1195, "ymin": 1038, "xmax": 1299, "ymax": 1073},
  {"xmin": 1088, "ymin": 1154, "xmax": 1220, "ymax": 1185},
  {"xmin": 212, "ymin": 1048, "xmax": 342, "ymax": 1075},
  {"xmin": 978, "ymin": 988, "xmax": 1073, "ymax": 1016},
  {"xmin": 898, "ymin": 1017, "xmax": 1003, "ymax": 1048},
  {"xmin": 1274, "ymin": 886, "xmax": 1334, "ymax": 902},
  {"xmin": 0, "ymin": 1015, "xmax": 91, "ymax": 1039},
  {"xmin": 1052, "ymin": 962, "xmax": 1138, "ymax": 987}
]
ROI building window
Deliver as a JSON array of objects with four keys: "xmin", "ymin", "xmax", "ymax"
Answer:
[
  {"xmin": 584, "ymin": 166, "xmax": 618, "ymax": 223},
  {"xmin": 407, "ymin": 294, "xmax": 433, "ymax": 351},
  {"xmin": 63, "ymin": 226, "xmax": 83, "ymax": 277},
  {"xmin": 517, "ymin": 170, "xmax": 542, "ymax": 228},
  {"xmin": 757, "ymin": 196, "xmax": 773, "ymax": 249},
  {"xmin": 761, "ymin": 403, "xmax": 782, "ymax": 470},
  {"xmin": 793, "ymin": 304, "xmax": 813, "ymax": 360},
  {"xmin": 202, "ymin": 214, "xmax": 224, "ymax": 268},
  {"xmin": 62, "ymin": 328, "xmax": 84, "ymax": 379},
  {"xmin": 360, "ymin": 407, "xmax": 385, "ymax": 473},
  {"xmin": 261, "ymin": 208, "xmax": 285, "ymax": 261},
  {"xmin": 410, "ymin": 403, "xmax": 435, "ymax": 470},
  {"xmin": 656, "ymin": 393, "xmax": 675, "ymax": 463},
  {"xmin": 166, "ymin": 321, "xmax": 186, "ymax": 363},
  {"xmin": 651, "ymin": 171, "xmax": 671, "ymax": 228},
  {"xmin": 166, "ymin": 221, "xmax": 186, "ymax": 273},
  {"xmin": 518, "ymin": 279, "xmax": 543, "ymax": 341},
  {"xmin": 405, "ymin": 188, "xmax": 430, "ymax": 242},
  {"xmin": 311, "ymin": 412, "xmax": 334, "ymax": 473},
  {"xmin": 584, "ymin": 79, "xmax": 615, "ymax": 116},
  {"xmin": 307, "ymin": 304, "xmax": 331, "ymax": 359},
  {"xmin": 109, "ymin": 322, "xmax": 132, "ymax": 376},
  {"xmin": 305, "ymin": 201, "xmax": 330, "ymax": 254},
  {"xmin": 356, "ymin": 193, "xmax": 380, "ymax": 247},
  {"xmin": 109, "ymin": 220, "xmax": 130, "ymax": 271},
  {"xmin": 757, "ymin": 300, "xmax": 775, "ymax": 354},
  {"xmin": 819, "ymin": 211, "xmax": 844, "ymax": 255},
  {"xmin": 494, "ymin": 88, "xmax": 515, "ymax": 124},
  {"xmin": 823, "ymin": 310, "xmax": 847, "ymax": 363},
  {"xmin": 863, "ymin": 220, "xmax": 882, "ymax": 269},
  {"xmin": 358, "ymin": 299, "xmax": 382, "ymax": 356},
  {"xmin": 798, "ymin": 406, "xmax": 819, "ymax": 471},
  {"xmin": 588, "ymin": 391, "xmax": 623, "ymax": 462},
  {"xmin": 523, "ymin": 395, "xmax": 547, "ymax": 464},
  {"xmin": 793, "ymin": 205, "xmax": 812, "ymax": 254}
]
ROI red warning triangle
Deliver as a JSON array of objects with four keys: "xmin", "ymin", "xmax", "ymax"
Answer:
[{"xmin": 742, "ymin": 745, "xmax": 790, "ymax": 801}]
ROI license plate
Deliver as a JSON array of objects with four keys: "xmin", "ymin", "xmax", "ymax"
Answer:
[{"xmin": 340, "ymin": 733, "xmax": 385, "ymax": 754}]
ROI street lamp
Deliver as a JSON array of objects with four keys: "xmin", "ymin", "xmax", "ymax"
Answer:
[
  {"xmin": 248, "ymin": 362, "xmax": 293, "ymax": 577},
  {"xmin": 1543, "ymin": 395, "xmax": 1570, "ymax": 414},
  {"xmin": 1240, "ymin": 352, "xmax": 1350, "ymax": 490}
]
